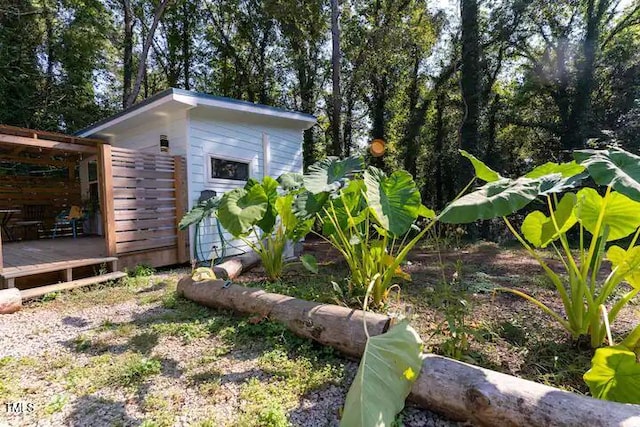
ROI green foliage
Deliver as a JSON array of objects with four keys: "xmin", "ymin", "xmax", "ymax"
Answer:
[
  {"xmin": 115, "ymin": 357, "xmax": 162, "ymax": 387},
  {"xmin": 218, "ymin": 185, "xmax": 269, "ymax": 237},
  {"xmin": 179, "ymin": 196, "xmax": 221, "ymax": 230},
  {"xmin": 340, "ymin": 320, "xmax": 423, "ymax": 427},
  {"xmin": 364, "ymin": 168, "xmax": 423, "ymax": 236},
  {"xmin": 584, "ymin": 325, "xmax": 640, "ymax": 403},
  {"xmin": 45, "ymin": 394, "xmax": 68, "ymax": 415},
  {"xmin": 187, "ymin": 173, "xmax": 316, "ymax": 281},
  {"xmin": 574, "ymin": 148, "xmax": 640, "ymax": 201},
  {"xmin": 300, "ymin": 254, "xmax": 318, "ymax": 274},
  {"xmin": 304, "ymin": 156, "xmax": 363, "ymax": 194},
  {"xmin": 460, "ymin": 149, "xmax": 502, "ymax": 182},
  {"xmin": 303, "ymin": 157, "xmax": 436, "ymax": 307},
  {"xmin": 130, "ymin": 264, "xmax": 156, "ymax": 278},
  {"xmin": 451, "ymin": 147, "xmax": 640, "ymax": 347}
]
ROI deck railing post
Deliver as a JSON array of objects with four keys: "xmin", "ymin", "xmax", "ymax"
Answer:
[
  {"xmin": 174, "ymin": 156, "xmax": 189, "ymax": 263},
  {"xmin": 0, "ymin": 227, "xmax": 4, "ymax": 274},
  {"xmin": 97, "ymin": 143, "xmax": 117, "ymax": 257}
]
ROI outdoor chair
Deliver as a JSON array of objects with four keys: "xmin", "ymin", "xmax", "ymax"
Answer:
[
  {"xmin": 13, "ymin": 204, "xmax": 46, "ymax": 240},
  {"xmin": 53, "ymin": 205, "xmax": 86, "ymax": 239}
]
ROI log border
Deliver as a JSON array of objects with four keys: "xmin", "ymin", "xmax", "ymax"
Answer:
[{"xmin": 177, "ymin": 275, "xmax": 640, "ymax": 427}]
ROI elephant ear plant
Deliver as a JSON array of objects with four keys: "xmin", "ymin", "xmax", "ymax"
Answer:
[
  {"xmin": 210, "ymin": 174, "xmax": 315, "ymax": 281},
  {"xmin": 441, "ymin": 148, "xmax": 640, "ymax": 348},
  {"xmin": 296, "ymin": 156, "xmax": 436, "ymax": 308},
  {"xmin": 584, "ymin": 314, "xmax": 640, "ymax": 404}
]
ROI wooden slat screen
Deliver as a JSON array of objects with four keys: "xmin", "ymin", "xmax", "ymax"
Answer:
[{"xmin": 111, "ymin": 147, "xmax": 184, "ymax": 255}]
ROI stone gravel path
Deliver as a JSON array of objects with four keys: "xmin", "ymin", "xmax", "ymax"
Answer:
[{"xmin": 0, "ymin": 278, "xmax": 462, "ymax": 427}]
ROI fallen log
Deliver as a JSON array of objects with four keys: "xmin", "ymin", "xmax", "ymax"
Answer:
[
  {"xmin": 177, "ymin": 277, "xmax": 640, "ymax": 426},
  {"xmin": 0, "ymin": 288, "xmax": 21, "ymax": 314},
  {"xmin": 411, "ymin": 354, "xmax": 640, "ymax": 427},
  {"xmin": 213, "ymin": 251, "xmax": 261, "ymax": 280},
  {"xmin": 177, "ymin": 277, "xmax": 390, "ymax": 358}
]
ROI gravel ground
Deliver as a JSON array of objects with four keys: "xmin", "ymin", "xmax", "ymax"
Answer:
[{"xmin": 0, "ymin": 276, "xmax": 462, "ymax": 427}]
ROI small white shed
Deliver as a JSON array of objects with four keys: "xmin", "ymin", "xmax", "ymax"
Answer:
[{"xmin": 77, "ymin": 88, "xmax": 316, "ymax": 262}]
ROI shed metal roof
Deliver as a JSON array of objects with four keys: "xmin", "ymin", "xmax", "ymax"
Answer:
[{"xmin": 76, "ymin": 88, "xmax": 316, "ymax": 137}]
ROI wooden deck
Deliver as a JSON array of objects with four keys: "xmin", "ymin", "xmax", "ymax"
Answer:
[{"xmin": 0, "ymin": 237, "xmax": 124, "ymax": 294}]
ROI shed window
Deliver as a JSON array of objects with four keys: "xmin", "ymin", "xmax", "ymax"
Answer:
[{"xmin": 210, "ymin": 157, "xmax": 250, "ymax": 181}]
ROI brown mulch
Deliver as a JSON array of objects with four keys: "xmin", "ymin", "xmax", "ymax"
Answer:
[{"xmin": 241, "ymin": 236, "xmax": 640, "ymax": 393}]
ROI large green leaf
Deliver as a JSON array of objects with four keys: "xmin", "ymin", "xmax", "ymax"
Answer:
[
  {"xmin": 300, "ymin": 254, "xmax": 318, "ymax": 273},
  {"xmin": 607, "ymin": 245, "xmax": 640, "ymax": 289},
  {"xmin": 217, "ymin": 185, "xmax": 268, "ymax": 237},
  {"xmin": 575, "ymin": 188, "xmax": 640, "ymax": 241},
  {"xmin": 521, "ymin": 193, "xmax": 577, "ymax": 248},
  {"xmin": 256, "ymin": 176, "xmax": 279, "ymax": 234},
  {"xmin": 178, "ymin": 196, "xmax": 221, "ymax": 230},
  {"xmin": 320, "ymin": 179, "xmax": 367, "ymax": 235},
  {"xmin": 584, "ymin": 344, "xmax": 640, "ymax": 404},
  {"xmin": 364, "ymin": 168, "xmax": 422, "ymax": 236},
  {"xmin": 293, "ymin": 190, "xmax": 330, "ymax": 220},
  {"xmin": 340, "ymin": 320, "xmax": 424, "ymax": 427},
  {"xmin": 276, "ymin": 194, "xmax": 313, "ymax": 242},
  {"xmin": 439, "ymin": 177, "xmax": 541, "ymax": 224},
  {"xmin": 537, "ymin": 172, "xmax": 586, "ymax": 195},
  {"xmin": 575, "ymin": 148, "xmax": 640, "ymax": 202},
  {"xmin": 460, "ymin": 150, "xmax": 501, "ymax": 182},
  {"xmin": 525, "ymin": 161, "xmax": 585, "ymax": 179},
  {"xmin": 304, "ymin": 156, "xmax": 364, "ymax": 194},
  {"xmin": 277, "ymin": 172, "xmax": 304, "ymax": 191}
]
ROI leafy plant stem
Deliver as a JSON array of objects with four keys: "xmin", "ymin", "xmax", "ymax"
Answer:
[
  {"xmin": 497, "ymin": 287, "xmax": 571, "ymax": 331},
  {"xmin": 600, "ymin": 304, "xmax": 613, "ymax": 346},
  {"xmin": 503, "ymin": 216, "xmax": 574, "ymax": 323},
  {"xmin": 582, "ymin": 185, "xmax": 612, "ymax": 282}
]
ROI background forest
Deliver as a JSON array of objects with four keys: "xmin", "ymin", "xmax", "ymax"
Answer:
[{"xmin": 1, "ymin": 0, "xmax": 640, "ymax": 208}]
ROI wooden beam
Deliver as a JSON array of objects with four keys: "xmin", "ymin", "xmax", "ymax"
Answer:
[
  {"xmin": 174, "ymin": 156, "xmax": 189, "ymax": 263},
  {"xmin": 0, "ymin": 134, "xmax": 97, "ymax": 154},
  {"xmin": 19, "ymin": 271, "xmax": 127, "ymax": 300},
  {"xmin": 0, "ymin": 124, "xmax": 104, "ymax": 146},
  {"xmin": 0, "ymin": 154, "xmax": 76, "ymax": 169},
  {"xmin": 97, "ymin": 144, "xmax": 117, "ymax": 256}
]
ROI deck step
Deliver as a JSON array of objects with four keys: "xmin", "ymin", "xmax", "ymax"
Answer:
[
  {"xmin": 20, "ymin": 271, "xmax": 127, "ymax": 300},
  {"xmin": 1, "ymin": 257, "xmax": 118, "ymax": 279}
]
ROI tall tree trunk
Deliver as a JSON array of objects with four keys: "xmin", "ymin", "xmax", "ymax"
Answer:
[
  {"xmin": 370, "ymin": 74, "xmax": 386, "ymax": 169},
  {"xmin": 343, "ymin": 87, "xmax": 355, "ymax": 157},
  {"xmin": 460, "ymin": 0, "xmax": 480, "ymax": 155},
  {"xmin": 402, "ymin": 50, "xmax": 425, "ymax": 177},
  {"xmin": 42, "ymin": 0, "xmax": 55, "ymax": 124},
  {"xmin": 298, "ymin": 63, "xmax": 315, "ymax": 169},
  {"xmin": 330, "ymin": 0, "xmax": 342, "ymax": 157},
  {"xmin": 433, "ymin": 89, "xmax": 446, "ymax": 210},
  {"xmin": 567, "ymin": 0, "xmax": 603, "ymax": 151},
  {"xmin": 182, "ymin": 0, "xmax": 190, "ymax": 90},
  {"xmin": 126, "ymin": 0, "xmax": 171, "ymax": 108},
  {"xmin": 486, "ymin": 93, "xmax": 500, "ymax": 166},
  {"xmin": 122, "ymin": 0, "xmax": 134, "ymax": 109}
]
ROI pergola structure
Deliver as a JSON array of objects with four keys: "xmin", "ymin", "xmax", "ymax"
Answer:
[
  {"xmin": 0, "ymin": 125, "xmax": 190, "ymax": 297},
  {"xmin": 0, "ymin": 125, "xmax": 126, "ymax": 296}
]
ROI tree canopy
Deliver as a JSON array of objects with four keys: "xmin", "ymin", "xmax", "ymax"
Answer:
[{"xmin": 1, "ymin": 0, "xmax": 639, "ymax": 206}]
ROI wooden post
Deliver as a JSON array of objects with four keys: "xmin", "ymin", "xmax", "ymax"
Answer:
[
  {"xmin": 97, "ymin": 143, "xmax": 117, "ymax": 256},
  {"xmin": 0, "ymin": 226, "xmax": 4, "ymax": 274},
  {"xmin": 174, "ymin": 156, "xmax": 188, "ymax": 263}
]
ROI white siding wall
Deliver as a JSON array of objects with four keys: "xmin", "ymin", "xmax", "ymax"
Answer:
[
  {"xmin": 108, "ymin": 111, "xmax": 189, "ymax": 156},
  {"xmin": 188, "ymin": 108, "xmax": 304, "ymax": 261}
]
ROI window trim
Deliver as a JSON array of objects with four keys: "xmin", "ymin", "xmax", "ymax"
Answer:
[{"xmin": 206, "ymin": 154, "xmax": 253, "ymax": 183}]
